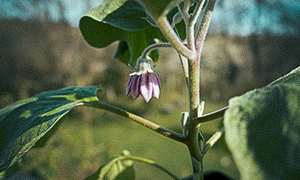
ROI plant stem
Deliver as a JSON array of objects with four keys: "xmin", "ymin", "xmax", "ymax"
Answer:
[
  {"xmin": 183, "ymin": 1, "xmax": 218, "ymax": 179},
  {"xmin": 124, "ymin": 156, "xmax": 181, "ymax": 180},
  {"xmin": 186, "ymin": 25, "xmax": 202, "ymax": 180},
  {"xmin": 155, "ymin": 16, "xmax": 196, "ymax": 60},
  {"xmin": 178, "ymin": 1, "xmax": 195, "ymax": 53},
  {"xmin": 141, "ymin": 42, "xmax": 172, "ymax": 58},
  {"xmin": 195, "ymin": 0, "xmax": 217, "ymax": 54},
  {"xmin": 190, "ymin": 0, "xmax": 207, "ymax": 28},
  {"xmin": 201, "ymin": 127, "xmax": 225, "ymax": 155},
  {"xmin": 194, "ymin": 106, "xmax": 228, "ymax": 124},
  {"xmin": 83, "ymin": 102, "xmax": 187, "ymax": 144},
  {"xmin": 178, "ymin": 54, "xmax": 189, "ymax": 87}
]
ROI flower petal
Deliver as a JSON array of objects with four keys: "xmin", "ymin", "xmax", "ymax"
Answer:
[
  {"xmin": 126, "ymin": 75, "xmax": 135, "ymax": 95},
  {"xmin": 151, "ymin": 74, "xmax": 160, "ymax": 99},
  {"xmin": 140, "ymin": 72, "xmax": 152, "ymax": 103},
  {"xmin": 131, "ymin": 75, "xmax": 141, "ymax": 99}
]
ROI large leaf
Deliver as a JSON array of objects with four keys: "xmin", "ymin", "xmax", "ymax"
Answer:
[
  {"xmin": 79, "ymin": 0, "xmax": 186, "ymax": 67},
  {"xmin": 0, "ymin": 86, "xmax": 101, "ymax": 172},
  {"xmin": 137, "ymin": 0, "xmax": 183, "ymax": 19},
  {"xmin": 224, "ymin": 67, "xmax": 300, "ymax": 180},
  {"xmin": 79, "ymin": 0, "xmax": 164, "ymax": 67},
  {"xmin": 85, "ymin": 150, "xmax": 135, "ymax": 180}
]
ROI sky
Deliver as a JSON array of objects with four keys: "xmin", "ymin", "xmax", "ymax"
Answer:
[{"xmin": 0, "ymin": 0, "xmax": 299, "ymax": 36}]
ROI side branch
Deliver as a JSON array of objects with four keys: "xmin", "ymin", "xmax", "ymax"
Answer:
[
  {"xmin": 155, "ymin": 16, "xmax": 196, "ymax": 61},
  {"xmin": 195, "ymin": 0, "xmax": 217, "ymax": 54},
  {"xmin": 201, "ymin": 127, "xmax": 225, "ymax": 155},
  {"xmin": 142, "ymin": 43, "xmax": 172, "ymax": 58},
  {"xmin": 84, "ymin": 102, "xmax": 187, "ymax": 144},
  {"xmin": 190, "ymin": 0, "xmax": 207, "ymax": 27},
  {"xmin": 194, "ymin": 106, "xmax": 228, "ymax": 124}
]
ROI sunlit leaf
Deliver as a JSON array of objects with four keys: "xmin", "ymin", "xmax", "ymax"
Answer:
[
  {"xmin": 0, "ymin": 86, "xmax": 101, "ymax": 172},
  {"xmin": 224, "ymin": 67, "xmax": 300, "ymax": 179},
  {"xmin": 85, "ymin": 150, "xmax": 135, "ymax": 180}
]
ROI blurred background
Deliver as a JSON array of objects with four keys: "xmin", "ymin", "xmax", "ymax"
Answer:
[{"xmin": 0, "ymin": 0, "xmax": 299, "ymax": 179}]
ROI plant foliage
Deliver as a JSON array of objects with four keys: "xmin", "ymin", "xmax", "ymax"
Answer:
[
  {"xmin": 0, "ymin": 86, "xmax": 101, "ymax": 172},
  {"xmin": 85, "ymin": 150, "xmax": 135, "ymax": 180},
  {"xmin": 224, "ymin": 67, "xmax": 300, "ymax": 179},
  {"xmin": 79, "ymin": 0, "xmax": 186, "ymax": 67},
  {"xmin": 79, "ymin": 0, "xmax": 163, "ymax": 67}
]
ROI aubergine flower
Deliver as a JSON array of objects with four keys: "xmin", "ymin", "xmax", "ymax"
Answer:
[{"xmin": 126, "ymin": 56, "xmax": 160, "ymax": 103}]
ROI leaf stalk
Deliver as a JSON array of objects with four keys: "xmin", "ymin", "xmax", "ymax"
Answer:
[{"xmin": 84, "ymin": 102, "xmax": 187, "ymax": 144}]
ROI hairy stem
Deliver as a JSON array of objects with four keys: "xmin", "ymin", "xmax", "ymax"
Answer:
[
  {"xmin": 190, "ymin": 0, "xmax": 207, "ymax": 28},
  {"xmin": 178, "ymin": 54, "xmax": 189, "ymax": 87},
  {"xmin": 195, "ymin": 0, "xmax": 217, "ymax": 54},
  {"xmin": 186, "ymin": 40, "xmax": 202, "ymax": 180},
  {"xmin": 155, "ymin": 16, "xmax": 196, "ymax": 60},
  {"xmin": 84, "ymin": 102, "xmax": 187, "ymax": 144},
  {"xmin": 178, "ymin": 1, "xmax": 195, "ymax": 52},
  {"xmin": 183, "ymin": 1, "xmax": 217, "ymax": 179}
]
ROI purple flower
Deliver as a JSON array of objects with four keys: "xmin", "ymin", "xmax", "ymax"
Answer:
[{"xmin": 126, "ymin": 56, "xmax": 160, "ymax": 103}]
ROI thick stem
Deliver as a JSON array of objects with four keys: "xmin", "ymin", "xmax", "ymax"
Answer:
[
  {"xmin": 186, "ymin": 54, "xmax": 202, "ymax": 180},
  {"xmin": 184, "ymin": 1, "xmax": 217, "ymax": 179},
  {"xmin": 188, "ymin": 58, "xmax": 201, "ymax": 117},
  {"xmin": 155, "ymin": 16, "xmax": 196, "ymax": 60},
  {"xmin": 83, "ymin": 102, "xmax": 187, "ymax": 144}
]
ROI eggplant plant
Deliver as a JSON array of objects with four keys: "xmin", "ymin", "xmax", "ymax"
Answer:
[{"xmin": 1, "ymin": 0, "xmax": 300, "ymax": 179}]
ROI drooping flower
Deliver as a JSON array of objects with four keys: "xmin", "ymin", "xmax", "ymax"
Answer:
[{"xmin": 126, "ymin": 56, "xmax": 160, "ymax": 103}]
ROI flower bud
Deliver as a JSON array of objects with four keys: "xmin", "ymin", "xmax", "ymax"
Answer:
[{"xmin": 126, "ymin": 56, "xmax": 160, "ymax": 103}]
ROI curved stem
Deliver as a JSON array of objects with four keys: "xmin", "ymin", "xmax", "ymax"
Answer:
[
  {"xmin": 194, "ymin": 106, "xmax": 228, "ymax": 124},
  {"xmin": 125, "ymin": 156, "xmax": 181, "ymax": 180},
  {"xmin": 155, "ymin": 16, "xmax": 196, "ymax": 61},
  {"xmin": 141, "ymin": 43, "xmax": 172, "ymax": 58},
  {"xmin": 178, "ymin": 2, "xmax": 195, "ymax": 53},
  {"xmin": 83, "ymin": 102, "xmax": 187, "ymax": 144}
]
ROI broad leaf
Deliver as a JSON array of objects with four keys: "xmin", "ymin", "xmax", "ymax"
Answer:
[
  {"xmin": 137, "ymin": 0, "xmax": 183, "ymax": 19},
  {"xmin": 0, "ymin": 86, "xmax": 101, "ymax": 172},
  {"xmin": 85, "ymin": 150, "xmax": 135, "ymax": 180},
  {"xmin": 224, "ymin": 67, "xmax": 300, "ymax": 180},
  {"xmin": 79, "ymin": 0, "xmax": 163, "ymax": 67},
  {"xmin": 79, "ymin": 0, "xmax": 186, "ymax": 67}
]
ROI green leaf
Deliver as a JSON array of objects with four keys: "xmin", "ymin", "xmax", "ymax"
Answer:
[
  {"xmin": 0, "ymin": 86, "xmax": 101, "ymax": 172},
  {"xmin": 79, "ymin": 0, "xmax": 164, "ymax": 67},
  {"xmin": 83, "ymin": 0, "xmax": 149, "ymax": 31},
  {"xmin": 85, "ymin": 150, "xmax": 135, "ymax": 180},
  {"xmin": 137, "ymin": 0, "xmax": 183, "ymax": 19},
  {"xmin": 224, "ymin": 67, "xmax": 300, "ymax": 180}
]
